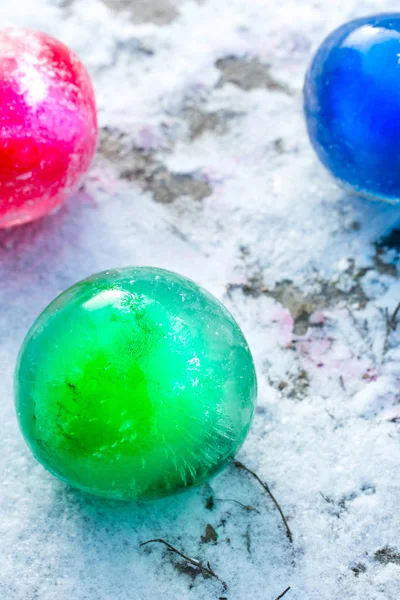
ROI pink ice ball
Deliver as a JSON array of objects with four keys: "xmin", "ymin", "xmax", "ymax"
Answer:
[{"xmin": 0, "ymin": 28, "xmax": 98, "ymax": 228}]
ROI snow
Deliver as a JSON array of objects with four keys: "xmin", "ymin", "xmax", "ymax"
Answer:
[{"xmin": 1, "ymin": 0, "xmax": 400, "ymax": 599}]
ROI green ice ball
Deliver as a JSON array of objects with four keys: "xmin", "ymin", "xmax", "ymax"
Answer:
[{"xmin": 15, "ymin": 267, "xmax": 257, "ymax": 500}]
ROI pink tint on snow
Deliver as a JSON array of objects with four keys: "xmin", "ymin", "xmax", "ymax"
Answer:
[{"xmin": 272, "ymin": 307, "xmax": 294, "ymax": 346}]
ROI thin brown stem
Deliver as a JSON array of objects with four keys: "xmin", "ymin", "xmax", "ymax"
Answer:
[
  {"xmin": 390, "ymin": 302, "xmax": 400, "ymax": 330},
  {"xmin": 383, "ymin": 306, "xmax": 392, "ymax": 355},
  {"xmin": 274, "ymin": 586, "xmax": 291, "ymax": 600},
  {"xmin": 319, "ymin": 491, "xmax": 332, "ymax": 504},
  {"xmin": 140, "ymin": 539, "xmax": 226, "ymax": 589},
  {"xmin": 215, "ymin": 498, "xmax": 259, "ymax": 513},
  {"xmin": 234, "ymin": 460, "xmax": 293, "ymax": 543}
]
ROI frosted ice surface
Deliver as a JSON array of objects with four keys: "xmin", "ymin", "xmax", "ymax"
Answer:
[{"xmin": 0, "ymin": 0, "xmax": 400, "ymax": 599}]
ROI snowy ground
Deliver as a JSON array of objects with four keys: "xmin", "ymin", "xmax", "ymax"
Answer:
[{"xmin": 1, "ymin": 0, "xmax": 400, "ymax": 599}]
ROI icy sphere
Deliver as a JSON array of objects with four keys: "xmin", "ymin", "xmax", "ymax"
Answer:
[
  {"xmin": 304, "ymin": 14, "xmax": 400, "ymax": 202},
  {"xmin": 0, "ymin": 28, "xmax": 97, "ymax": 227},
  {"xmin": 15, "ymin": 267, "xmax": 257, "ymax": 500}
]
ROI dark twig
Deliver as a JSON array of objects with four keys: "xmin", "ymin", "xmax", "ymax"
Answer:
[
  {"xmin": 339, "ymin": 375, "xmax": 346, "ymax": 391},
  {"xmin": 325, "ymin": 408, "xmax": 336, "ymax": 422},
  {"xmin": 384, "ymin": 307, "xmax": 391, "ymax": 355},
  {"xmin": 233, "ymin": 461, "xmax": 293, "ymax": 543},
  {"xmin": 274, "ymin": 586, "xmax": 291, "ymax": 600},
  {"xmin": 140, "ymin": 539, "xmax": 226, "ymax": 589},
  {"xmin": 215, "ymin": 498, "xmax": 260, "ymax": 513},
  {"xmin": 389, "ymin": 302, "xmax": 400, "ymax": 330},
  {"xmin": 344, "ymin": 305, "xmax": 369, "ymax": 346},
  {"xmin": 319, "ymin": 491, "xmax": 332, "ymax": 504}
]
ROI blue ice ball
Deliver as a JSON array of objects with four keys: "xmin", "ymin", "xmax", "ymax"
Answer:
[{"xmin": 304, "ymin": 14, "xmax": 400, "ymax": 202}]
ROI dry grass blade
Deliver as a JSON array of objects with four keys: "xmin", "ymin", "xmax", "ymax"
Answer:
[
  {"xmin": 140, "ymin": 538, "xmax": 227, "ymax": 589},
  {"xmin": 389, "ymin": 302, "xmax": 400, "ymax": 330},
  {"xmin": 274, "ymin": 586, "xmax": 291, "ymax": 600},
  {"xmin": 215, "ymin": 498, "xmax": 259, "ymax": 512},
  {"xmin": 234, "ymin": 460, "xmax": 293, "ymax": 543}
]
